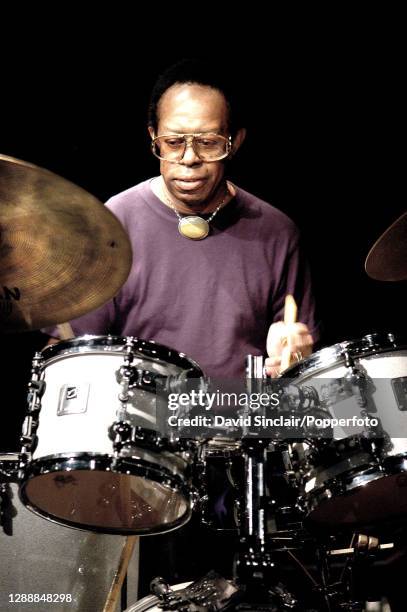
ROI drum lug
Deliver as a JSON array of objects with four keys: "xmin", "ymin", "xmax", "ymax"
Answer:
[
  {"xmin": 26, "ymin": 379, "xmax": 45, "ymax": 416},
  {"xmin": 108, "ymin": 420, "xmax": 133, "ymax": 455},
  {"xmin": 343, "ymin": 350, "xmax": 367, "ymax": 385},
  {"xmin": 20, "ymin": 415, "xmax": 38, "ymax": 453},
  {"xmin": 27, "ymin": 379, "xmax": 46, "ymax": 408},
  {"xmin": 116, "ymin": 338, "xmax": 136, "ymax": 405},
  {"xmin": 22, "ymin": 351, "xmax": 44, "ymax": 456}
]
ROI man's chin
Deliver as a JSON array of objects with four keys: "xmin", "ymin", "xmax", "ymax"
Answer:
[{"xmin": 171, "ymin": 191, "xmax": 209, "ymax": 210}]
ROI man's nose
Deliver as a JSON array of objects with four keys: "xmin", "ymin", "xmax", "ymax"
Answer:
[{"xmin": 180, "ymin": 139, "xmax": 201, "ymax": 165}]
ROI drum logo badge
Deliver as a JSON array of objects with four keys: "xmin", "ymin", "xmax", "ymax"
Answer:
[{"xmin": 57, "ymin": 383, "xmax": 90, "ymax": 416}]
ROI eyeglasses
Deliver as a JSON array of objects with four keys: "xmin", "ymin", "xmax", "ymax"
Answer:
[{"xmin": 151, "ymin": 133, "xmax": 232, "ymax": 163}]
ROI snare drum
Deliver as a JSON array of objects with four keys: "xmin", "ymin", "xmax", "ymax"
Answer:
[
  {"xmin": 286, "ymin": 333, "xmax": 407, "ymax": 527},
  {"xmin": 19, "ymin": 336, "xmax": 204, "ymax": 535}
]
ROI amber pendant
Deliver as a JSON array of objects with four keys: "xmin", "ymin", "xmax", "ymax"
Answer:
[{"xmin": 178, "ymin": 216, "xmax": 210, "ymax": 240}]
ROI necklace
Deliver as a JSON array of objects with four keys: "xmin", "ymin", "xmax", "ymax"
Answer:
[{"xmin": 163, "ymin": 185, "xmax": 229, "ymax": 240}]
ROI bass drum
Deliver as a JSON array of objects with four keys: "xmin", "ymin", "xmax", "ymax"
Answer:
[
  {"xmin": 19, "ymin": 336, "xmax": 203, "ymax": 535},
  {"xmin": 285, "ymin": 333, "xmax": 407, "ymax": 528},
  {"xmin": 0, "ymin": 455, "xmax": 138, "ymax": 612}
]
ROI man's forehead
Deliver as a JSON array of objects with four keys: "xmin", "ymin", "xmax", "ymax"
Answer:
[
  {"xmin": 157, "ymin": 83, "xmax": 229, "ymax": 131},
  {"xmin": 159, "ymin": 123, "xmax": 224, "ymax": 133}
]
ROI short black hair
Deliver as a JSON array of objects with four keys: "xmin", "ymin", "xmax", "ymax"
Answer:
[{"xmin": 148, "ymin": 58, "xmax": 245, "ymax": 136}]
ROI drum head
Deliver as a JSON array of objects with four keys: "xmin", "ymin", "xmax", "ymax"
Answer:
[{"xmin": 20, "ymin": 456, "xmax": 191, "ymax": 535}]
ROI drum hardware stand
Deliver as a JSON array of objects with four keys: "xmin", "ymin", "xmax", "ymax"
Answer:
[
  {"xmin": 238, "ymin": 357, "xmax": 298, "ymax": 608},
  {"xmin": 239, "ymin": 356, "xmax": 390, "ymax": 611},
  {"xmin": 0, "ymin": 481, "xmax": 11, "ymax": 533},
  {"xmin": 246, "ymin": 356, "xmax": 266, "ymax": 392},
  {"xmin": 234, "ymin": 437, "xmax": 299, "ymax": 610},
  {"xmin": 0, "ymin": 482, "xmax": 17, "ymax": 536},
  {"xmin": 320, "ymin": 535, "xmax": 395, "ymax": 611},
  {"xmin": 0, "ymin": 456, "xmax": 18, "ymax": 536}
]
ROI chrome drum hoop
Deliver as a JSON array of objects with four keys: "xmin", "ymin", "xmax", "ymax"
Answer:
[
  {"xmin": 19, "ymin": 452, "xmax": 194, "ymax": 535},
  {"xmin": 284, "ymin": 332, "xmax": 406, "ymax": 380},
  {"xmin": 41, "ymin": 334, "xmax": 204, "ymax": 377}
]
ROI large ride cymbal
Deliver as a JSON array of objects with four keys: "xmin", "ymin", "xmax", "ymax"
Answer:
[
  {"xmin": 365, "ymin": 212, "xmax": 407, "ymax": 281},
  {"xmin": 0, "ymin": 154, "xmax": 132, "ymax": 332}
]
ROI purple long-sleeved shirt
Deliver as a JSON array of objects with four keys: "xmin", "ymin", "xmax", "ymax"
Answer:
[{"xmin": 45, "ymin": 179, "xmax": 319, "ymax": 379}]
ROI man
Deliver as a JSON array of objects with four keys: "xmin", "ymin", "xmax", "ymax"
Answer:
[
  {"xmin": 41, "ymin": 59, "xmax": 323, "ymax": 598},
  {"xmin": 45, "ymin": 59, "xmax": 319, "ymax": 378}
]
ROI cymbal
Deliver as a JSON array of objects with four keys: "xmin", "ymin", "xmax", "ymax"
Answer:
[
  {"xmin": 365, "ymin": 211, "xmax": 407, "ymax": 281},
  {"xmin": 0, "ymin": 154, "xmax": 132, "ymax": 332}
]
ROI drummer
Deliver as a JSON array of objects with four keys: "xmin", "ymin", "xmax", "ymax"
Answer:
[{"xmin": 44, "ymin": 58, "xmax": 319, "ymax": 378}]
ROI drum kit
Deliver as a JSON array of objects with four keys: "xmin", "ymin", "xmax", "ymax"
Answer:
[{"xmin": 0, "ymin": 154, "xmax": 406, "ymax": 611}]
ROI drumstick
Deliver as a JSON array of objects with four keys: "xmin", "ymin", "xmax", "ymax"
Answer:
[
  {"xmin": 283, "ymin": 294, "xmax": 297, "ymax": 326},
  {"xmin": 328, "ymin": 543, "xmax": 393, "ymax": 556},
  {"xmin": 102, "ymin": 536, "xmax": 139, "ymax": 612},
  {"xmin": 56, "ymin": 322, "xmax": 75, "ymax": 340},
  {"xmin": 280, "ymin": 294, "xmax": 297, "ymax": 372}
]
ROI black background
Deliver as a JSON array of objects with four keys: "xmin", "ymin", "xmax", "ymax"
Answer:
[
  {"xmin": 1, "ymin": 30, "xmax": 405, "ymax": 443},
  {"xmin": 0, "ymin": 16, "xmax": 406, "ymax": 607}
]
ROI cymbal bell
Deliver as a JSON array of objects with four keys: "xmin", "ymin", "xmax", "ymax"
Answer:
[
  {"xmin": 0, "ymin": 154, "xmax": 132, "ymax": 332},
  {"xmin": 365, "ymin": 212, "xmax": 407, "ymax": 281}
]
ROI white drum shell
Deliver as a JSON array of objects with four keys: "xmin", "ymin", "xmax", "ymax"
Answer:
[
  {"xmin": 34, "ymin": 351, "xmax": 132, "ymax": 459},
  {"xmin": 286, "ymin": 336, "xmax": 407, "ymax": 526},
  {"xmin": 297, "ymin": 351, "xmax": 407, "ymax": 454}
]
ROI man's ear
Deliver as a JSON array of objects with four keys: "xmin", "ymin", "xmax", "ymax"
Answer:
[
  {"xmin": 148, "ymin": 126, "xmax": 155, "ymax": 139},
  {"xmin": 230, "ymin": 128, "xmax": 246, "ymax": 157}
]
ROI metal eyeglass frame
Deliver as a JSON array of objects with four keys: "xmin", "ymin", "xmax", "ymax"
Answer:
[{"xmin": 151, "ymin": 133, "xmax": 232, "ymax": 163}]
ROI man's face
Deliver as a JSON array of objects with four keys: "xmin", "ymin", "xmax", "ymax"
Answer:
[{"xmin": 149, "ymin": 83, "xmax": 235, "ymax": 211}]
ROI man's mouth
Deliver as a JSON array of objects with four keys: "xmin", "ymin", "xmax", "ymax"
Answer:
[{"xmin": 173, "ymin": 178, "xmax": 205, "ymax": 191}]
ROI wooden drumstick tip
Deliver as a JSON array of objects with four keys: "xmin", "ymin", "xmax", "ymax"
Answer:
[
  {"xmin": 102, "ymin": 536, "xmax": 139, "ymax": 612},
  {"xmin": 281, "ymin": 295, "xmax": 298, "ymax": 371},
  {"xmin": 283, "ymin": 294, "xmax": 297, "ymax": 325},
  {"xmin": 56, "ymin": 322, "xmax": 75, "ymax": 340}
]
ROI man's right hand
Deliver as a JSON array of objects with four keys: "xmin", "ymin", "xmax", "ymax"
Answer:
[{"xmin": 265, "ymin": 321, "xmax": 313, "ymax": 377}]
